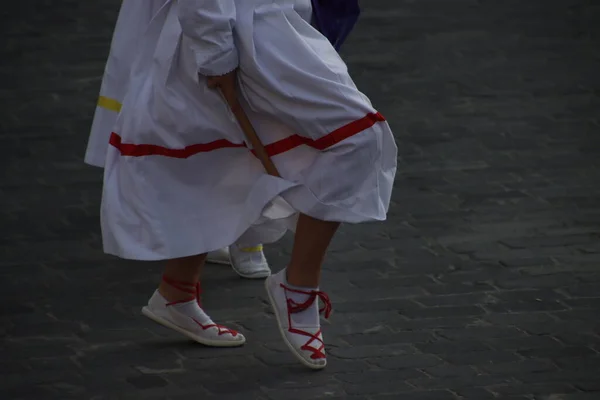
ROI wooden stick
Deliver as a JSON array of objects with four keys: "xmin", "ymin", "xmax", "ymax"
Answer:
[{"xmin": 220, "ymin": 89, "xmax": 281, "ymax": 177}]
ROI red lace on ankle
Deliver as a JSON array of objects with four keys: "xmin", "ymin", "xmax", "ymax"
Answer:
[
  {"xmin": 281, "ymin": 283, "xmax": 332, "ymax": 360},
  {"xmin": 161, "ymin": 275, "xmax": 239, "ymax": 337},
  {"xmin": 162, "ymin": 275, "xmax": 202, "ymax": 306}
]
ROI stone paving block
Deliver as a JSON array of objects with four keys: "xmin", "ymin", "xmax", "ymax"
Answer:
[
  {"xmin": 416, "ymin": 340, "xmax": 492, "ymax": 355},
  {"xmin": 517, "ymin": 369, "xmax": 599, "ymax": 388},
  {"xmin": 440, "ymin": 350, "xmax": 523, "ymax": 366},
  {"xmin": 423, "ymin": 364, "xmax": 480, "ymax": 379},
  {"xmin": 401, "ymin": 304, "xmax": 487, "ymax": 319},
  {"xmin": 517, "ymin": 346, "xmax": 596, "ymax": 360},
  {"xmin": 336, "ymin": 368, "xmax": 426, "ymax": 385},
  {"xmin": 484, "ymin": 335, "xmax": 564, "ymax": 352},
  {"xmin": 391, "ymin": 316, "xmax": 480, "ymax": 331},
  {"xmin": 455, "ymin": 387, "xmax": 498, "ymax": 399},
  {"xmin": 423, "ymin": 282, "xmax": 497, "ymax": 295},
  {"xmin": 328, "ymin": 343, "xmax": 414, "ymax": 360},
  {"xmin": 371, "ymin": 390, "xmax": 458, "ymax": 400},
  {"xmin": 493, "ymin": 273, "xmax": 581, "ymax": 290},
  {"xmin": 263, "ymin": 384, "xmax": 347, "ymax": 400},
  {"xmin": 413, "ymin": 292, "xmax": 495, "ymax": 307},
  {"xmin": 553, "ymin": 332, "xmax": 600, "ymax": 348},
  {"xmin": 564, "ymin": 283, "xmax": 600, "ymax": 298},
  {"xmin": 340, "ymin": 331, "xmax": 436, "ymax": 346},
  {"xmin": 435, "ymin": 327, "xmax": 527, "ymax": 341},
  {"xmin": 371, "ymin": 353, "xmax": 443, "ymax": 370},
  {"xmin": 535, "ymin": 395, "xmax": 600, "ymax": 400},
  {"xmin": 432, "ymin": 265, "xmax": 522, "ymax": 285},
  {"xmin": 478, "ymin": 359, "xmax": 559, "ymax": 375},
  {"xmin": 487, "ymin": 289, "xmax": 570, "ymax": 313},
  {"xmin": 490, "ymin": 382, "xmax": 579, "ymax": 396},
  {"xmin": 408, "ymin": 374, "xmax": 511, "ymax": 390},
  {"xmin": 483, "ymin": 312, "xmax": 557, "ymax": 327}
]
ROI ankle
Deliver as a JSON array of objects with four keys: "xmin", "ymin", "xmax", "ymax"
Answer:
[
  {"xmin": 158, "ymin": 283, "xmax": 187, "ymax": 303},
  {"xmin": 158, "ymin": 274, "xmax": 200, "ymax": 304},
  {"xmin": 285, "ymin": 266, "xmax": 319, "ymax": 289}
]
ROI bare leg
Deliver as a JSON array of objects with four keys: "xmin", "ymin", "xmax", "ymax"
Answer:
[
  {"xmin": 287, "ymin": 214, "xmax": 340, "ymax": 288},
  {"xmin": 265, "ymin": 213, "xmax": 340, "ymax": 369},
  {"xmin": 158, "ymin": 254, "xmax": 206, "ymax": 302}
]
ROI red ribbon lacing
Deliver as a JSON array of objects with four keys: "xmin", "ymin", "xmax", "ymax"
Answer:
[
  {"xmin": 161, "ymin": 275, "xmax": 238, "ymax": 337},
  {"xmin": 281, "ymin": 283, "xmax": 332, "ymax": 359}
]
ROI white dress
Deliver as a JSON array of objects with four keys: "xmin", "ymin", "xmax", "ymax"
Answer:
[
  {"xmin": 85, "ymin": 0, "xmax": 168, "ymax": 168},
  {"xmin": 101, "ymin": 0, "xmax": 398, "ymax": 261}
]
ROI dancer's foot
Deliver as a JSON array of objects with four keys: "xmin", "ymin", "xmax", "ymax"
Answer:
[
  {"xmin": 142, "ymin": 275, "xmax": 245, "ymax": 347},
  {"xmin": 229, "ymin": 244, "xmax": 271, "ymax": 279},
  {"xmin": 207, "ymin": 245, "xmax": 271, "ymax": 279},
  {"xmin": 265, "ymin": 268, "xmax": 331, "ymax": 369}
]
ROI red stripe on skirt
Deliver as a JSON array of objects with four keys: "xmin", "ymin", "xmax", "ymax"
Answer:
[{"xmin": 110, "ymin": 112, "xmax": 385, "ymax": 158}]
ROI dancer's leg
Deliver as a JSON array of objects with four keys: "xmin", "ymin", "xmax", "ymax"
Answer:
[{"xmin": 265, "ymin": 214, "xmax": 340, "ymax": 370}]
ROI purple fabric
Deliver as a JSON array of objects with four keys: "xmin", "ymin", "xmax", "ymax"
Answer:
[{"xmin": 311, "ymin": 0, "xmax": 361, "ymax": 51}]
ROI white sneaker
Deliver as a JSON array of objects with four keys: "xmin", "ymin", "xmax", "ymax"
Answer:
[
  {"xmin": 206, "ymin": 247, "xmax": 232, "ymax": 265},
  {"xmin": 141, "ymin": 277, "xmax": 245, "ymax": 347},
  {"xmin": 265, "ymin": 269, "xmax": 331, "ymax": 370},
  {"xmin": 229, "ymin": 244, "xmax": 271, "ymax": 279}
]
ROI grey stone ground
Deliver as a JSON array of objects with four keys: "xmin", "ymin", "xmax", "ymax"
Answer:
[{"xmin": 1, "ymin": 0, "xmax": 600, "ymax": 399}]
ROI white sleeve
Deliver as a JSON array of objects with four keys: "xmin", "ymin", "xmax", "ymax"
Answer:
[{"xmin": 177, "ymin": 0, "xmax": 238, "ymax": 76}]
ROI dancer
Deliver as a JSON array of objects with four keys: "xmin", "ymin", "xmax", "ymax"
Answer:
[
  {"xmin": 85, "ymin": 0, "xmax": 270, "ymax": 279},
  {"xmin": 100, "ymin": 0, "xmax": 397, "ymax": 369}
]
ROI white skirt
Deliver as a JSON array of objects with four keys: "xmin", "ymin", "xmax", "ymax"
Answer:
[
  {"xmin": 101, "ymin": 0, "xmax": 398, "ymax": 260},
  {"xmin": 84, "ymin": 0, "xmax": 167, "ymax": 168}
]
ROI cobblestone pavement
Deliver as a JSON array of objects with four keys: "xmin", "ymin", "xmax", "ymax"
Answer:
[{"xmin": 1, "ymin": 0, "xmax": 600, "ymax": 399}]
